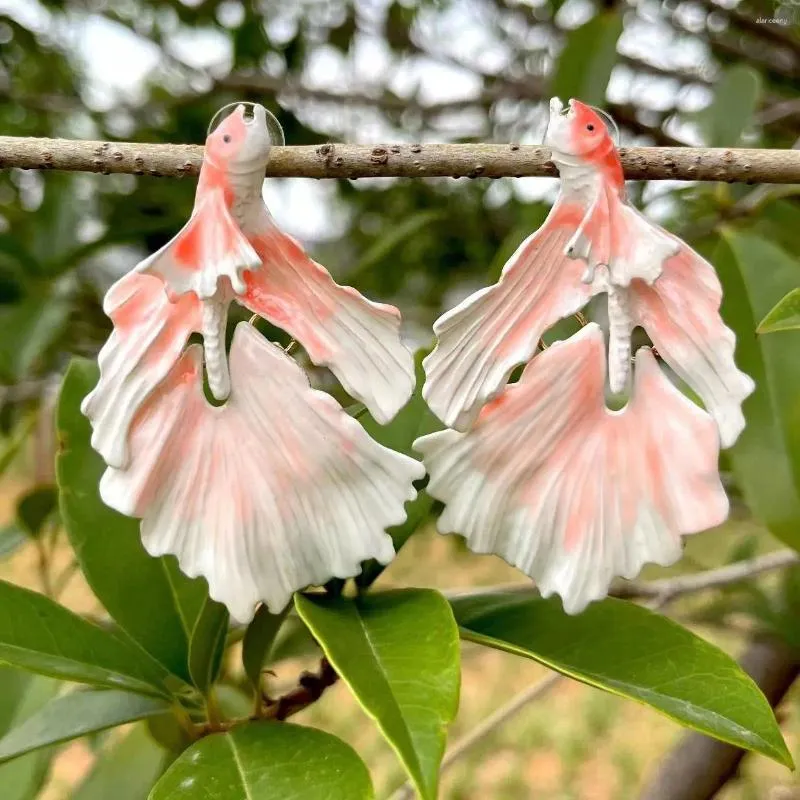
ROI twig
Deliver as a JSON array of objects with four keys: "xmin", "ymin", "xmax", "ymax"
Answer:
[
  {"xmin": 33, "ymin": 538, "xmax": 53, "ymax": 598},
  {"xmin": 615, "ymin": 549, "xmax": 800, "ymax": 602},
  {"xmin": 757, "ymin": 98, "xmax": 800, "ymax": 126},
  {"xmin": 446, "ymin": 549, "xmax": 800, "ymax": 604},
  {"xmin": 194, "ymin": 657, "xmax": 338, "ymax": 738},
  {"xmin": 390, "ymin": 672, "xmax": 562, "ymax": 800},
  {"xmin": 1, "ymin": 137, "xmax": 799, "ymax": 183},
  {"xmin": 52, "ymin": 559, "xmax": 79, "ymax": 599},
  {"xmin": 265, "ymin": 657, "xmax": 338, "ymax": 722},
  {"xmin": 692, "ymin": 0, "xmax": 800, "ymax": 61}
]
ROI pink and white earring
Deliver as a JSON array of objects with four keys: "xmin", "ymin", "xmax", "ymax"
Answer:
[
  {"xmin": 82, "ymin": 103, "xmax": 424, "ymax": 623},
  {"xmin": 416, "ymin": 98, "xmax": 755, "ymax": 613}
]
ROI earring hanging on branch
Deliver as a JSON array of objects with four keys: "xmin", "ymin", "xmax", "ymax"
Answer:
[
  {"xmin": 415, "ymin": 97, "xmax": 755, "ymax": 614},
  {"xmin": 81, "ymin": 102, "xmax": 424, "ymax": 623}
]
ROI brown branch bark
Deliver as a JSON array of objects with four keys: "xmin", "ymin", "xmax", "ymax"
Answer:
[
  {"xmin": 638, "ymin": 635, "xmax": 799, "ymax": 800},
  {"xmin": 195, "ymin": 657, "xmax": 338, "ymax": 738},
  {"xmin": 265, "ymin": 656, "xmax": 338, "ymax": 722},
  {"xmin": 668, "ymin": 10, "xmax": 800, "ymax": 85},
  {"xmin": 1, "ymin": 136, "xmax": 798, "ymax": 182}
]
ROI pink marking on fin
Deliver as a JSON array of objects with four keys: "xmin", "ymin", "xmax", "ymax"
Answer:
[
  {"xmin": 99, "ymin": 322, "xmax": 424, "ymax": 622},
  {"xmin": 423, "ymin": 201, "xmax": 593, "ymax": 430},
  {"xmin": 416, "ymin": 323, "xmax": 728, "ymax": 614},
  {"xmin": 241, "ymin": 219, "xmax": 414, "ymax": 424},
  {"xmin": 81, "ymin": 270, "xmax": 201, "ymax": 470},
  {"xmin": 139, "ymin": 189, "xmax": 260, "ymax": 299},
  {"xmin": 630, "ymin": 243, "xmax": 755, "ymax": 448}
]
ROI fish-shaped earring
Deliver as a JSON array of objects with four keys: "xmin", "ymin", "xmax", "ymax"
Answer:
[
  {"xmin": 82, "ymin": 103, "xmax": 424, "ymax": 622},
  {"xmin": 416, "ymin": 98, "xmax": 755, "ymax": 613}
]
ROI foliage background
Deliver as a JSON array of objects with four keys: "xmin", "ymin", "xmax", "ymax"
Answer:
[{"xmin": 2, "ymin": 0, "xmax": 800, "ymax": 797}]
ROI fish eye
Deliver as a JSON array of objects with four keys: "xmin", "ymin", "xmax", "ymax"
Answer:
[
  {"xmin": 586, "ymin": 124, "xmax": 595, "ymax": 132},
  {"xmin": 223, "ymin": 134, "xmax": 231, "ymax": 143}
]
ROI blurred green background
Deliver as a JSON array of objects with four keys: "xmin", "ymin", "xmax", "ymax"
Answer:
[{"xmin": 2, "ymin": 0, "xmax": 800, "ymax": 798}]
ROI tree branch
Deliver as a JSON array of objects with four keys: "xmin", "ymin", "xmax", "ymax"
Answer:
[
  {"xmin": 264, "ymin": 656, "xmax": 338, "ymax": 722},
  {"xmin": 692, "ymin": 0, "xmax": 800, "ymax": 61},
  {"xmin": 447, "ymin": 549, "xmax": 800, "ymax": 604},
  {"xmin": 390, "ymin": 672, "xmax": 562, "ymax": 800},
  {"xmin": 638, "ymin": 634, "xmax": 799, "ymax": 800},
  {"xmin": 195, "ymin": 657, "xmax": 338, "ymax": 738},
  {"xmin": 614, "ymin": 549, "xmax": 800, "ymax": 602},
  {"xmin": 1, "ymin": 136, "xmax": 799, "ymax": 183}
]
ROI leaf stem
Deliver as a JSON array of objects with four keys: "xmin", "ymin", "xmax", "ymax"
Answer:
[
  {"xmin": 205, "ymin": 689, "xmax": 223, "ymax": 730},
  {"xmin": 53, "ymin": 559, "xmax": 79, "ymax": 599},
  {"xmin": 33, "ymin": 537, "xmax": 53, "ymax": 597}
]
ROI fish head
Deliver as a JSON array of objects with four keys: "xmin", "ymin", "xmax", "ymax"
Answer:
[
  {"xmin": 545, "ymin": 97, "xmax": 615, "ymax": 164},
  {"xmin": 204, "ymin": 103, "xmax": 274, "ymax": 174}
]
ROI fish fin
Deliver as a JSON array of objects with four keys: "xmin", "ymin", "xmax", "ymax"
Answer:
[
  {"xmin": 422, "ymin": 202, "xmax": 594, "ymax": 431},
  {"xmin": 415, "ymin": 324, "xmax": 728, "ymax": 614},
  {"xmin": 140, "ymin": 190, "xmax": 261, "ymax": 299},
  {"xmin": 630, "ymin": 243, "xmax": 755, "ymax": 448},
  {"xmin": 100, "ymin": 323, "xmax": 425, "ymax": 622},
  {"xmin": 242, "ymin": 218, "xmax": 415, "ymax": 424},
  {"xmin": 570, "ymin": 185, "xmax": 678, "ymax": 287},
  {"xmin": 81, "ymin": 271, "xmax": 201, "ymax": 469}
]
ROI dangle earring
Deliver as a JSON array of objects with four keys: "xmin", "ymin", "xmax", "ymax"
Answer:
[
  {"xmin": 82, "ymin": 103, "xmax": 424, "ymax": 622},
  {"xmin": 415, "ymin": 98, "xmax": 754, "ymax": 613}
]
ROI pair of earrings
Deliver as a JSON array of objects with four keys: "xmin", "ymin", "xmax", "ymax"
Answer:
[{"xmin": 83, "ymin": 98, "xmax": 753, "ymax": 623}]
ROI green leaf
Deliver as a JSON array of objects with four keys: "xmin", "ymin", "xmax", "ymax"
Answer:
[
  {"xmin": 486, "ymin": 206, "xmax": 550, "ymax": 283},
  {"xmin": 268, "ymin": 613, "xmax": 321, "ymax": 664},
  {"xmin": 188, "ymin": 597, "xmax": 229, "ymax": 694},
  {"xmin": 453, "ymin": 593, "xmax": 792, "ymax": 767},
  {"xmin": 57, "ymin": 359, "xmax": 213, "ymax": 684},
  {"xmin": 704, "ymin": 64, "xmax": 762, "ymax": 147},
  {"xmin": 16, "ymin": 485, "xmax": 57, "ymax": 538},
  {"xmin": 550, "ymin": 11, "xmax": 623, "ymax": 107},
  {"xmin": 0, "ymin": 578, "xmax": 168, "ymax": 697},
  {"xmin": 758, "ymin": 287, "xmax": 800, "ymax": 334},
  {"xmin": 0, "ymin": 289, "xmax": 72, "ymax": 383},
  {"xmin": 0, "ymin": 415, "xmax": 36, "ymax": 479},
  {"xmin": 714, "ymin": 231, "xmax": 800, "ymax": 550},
  {"xmin": 215, "ymin": 686, "xmax": 253, "ymax": 720},
  {"xmin": 72, "ymin": 725, "xmax": 166, "ymax": 800},
  {"xmin": 149, "ymin": 722, "xmax": 374, "ymax": 800},
  {"xmin": 0, "ymin": 671, "xmax": 61, "ymax": 800},
  {"xmin": 242, "ymin": 605, "xmax": 289, "ymax": 689},
  {"xmin": 0, "ymin": 667, "xmax": 32, "ymax": 735},
  {"xmin": 0, "ymin": 235, "xmax": 38, "ymax": 276},
  {"xmin": 0, "ymin": 689, "xmax": 170, "ymax": 764},
  {"xmin": 0, "ymin": 524, "xmax": 27, "ymax": 560},
  {"xmin": 296, "ymin": 589, "xmax": 460, "ymax": 799},
  {"xmin": 349, "ymin": 210, "xmax": 443, "ymax": 283},
  {"xmin": 145, "ymin": 715, "xmax": 193, "ymax": 759}
]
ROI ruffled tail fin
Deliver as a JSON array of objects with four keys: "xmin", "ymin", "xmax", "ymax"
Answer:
[
  {"xmin": 416, "ymin": 324, "xmax": 728, "ymax": 613},
  {"xmin": 100, "ymin": 322, "xmax": 424, "ymax": 622}
]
